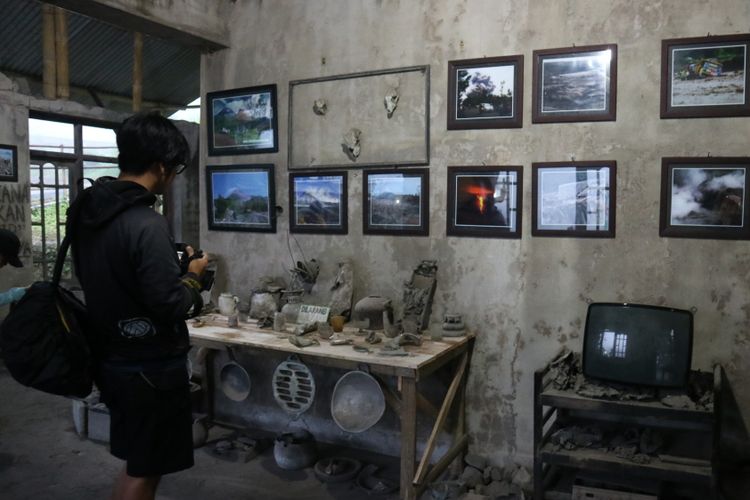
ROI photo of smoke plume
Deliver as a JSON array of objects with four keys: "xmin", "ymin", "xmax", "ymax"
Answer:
[{"xmin": 670, "ymin": 167, "xmax": 745, "ymax": 227}]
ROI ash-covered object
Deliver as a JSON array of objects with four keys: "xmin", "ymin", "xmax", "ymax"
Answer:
[
  {"xmin": 328, "ymin": 260, "xmax": 354, "ymax": 318},
  {"xmin": 402, "ymin": 260, "xmax": 438, "ymax": 331},
  {"xmin": 551, "ymin": 426, "xmax": 604, "ymax": 450},
  {"xmin": 549, "ymin": 424, "xmax": 664, "ymax": 465},
  {"xmin": 427, "ymin": 456, "xmax": 530, "ymax": 500}
]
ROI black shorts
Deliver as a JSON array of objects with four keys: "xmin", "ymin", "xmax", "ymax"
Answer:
[{"xmin": 98, "ymin": 357, "xmax": 194, "ymax": 477}]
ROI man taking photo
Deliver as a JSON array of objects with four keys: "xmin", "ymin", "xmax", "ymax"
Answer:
[{"xmin": 70, "ymin": 112, "xmax": 208, "ymax": 500}]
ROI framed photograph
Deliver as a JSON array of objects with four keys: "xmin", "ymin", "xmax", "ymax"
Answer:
[
  {"xmin": 532, "ymin": 44, "xmax": 617, "ymax": 123},
  {"xmin": 0, "ymin": 144, "xmax": 18, "ymax": 182},
  {"xmin": 206, "ymin": 164, "xmax": 276, "ymax": 232},
  {"xmin": 363, "ymin": 169, "xmax": 429, "ymax": 236},
  {"xmin": 206, "ymin": 84, "xmax": 279, "ymax": 156},
  {"xmin": 660, "ymin": 157, "xmax": 750, "ymax": 239},
  {"xmin": 289, "ymin": 172, "xmax": 348, "ymax": 234},
  {"xmin": 532, "ymin": 161, "xmax": 616, "ymax": 237},
  {"xmin": 447, "ymin": 166, "xmax": 522, "ymax": 238},
  {"xmin": 661, "ymin": 34, "xmax": 750, "ymax": 119},
  {"xmin": 447, "ymin": 55, "xmax": 524, "ymax": 129}
]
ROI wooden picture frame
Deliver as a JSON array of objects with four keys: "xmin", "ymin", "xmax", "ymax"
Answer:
[
  {"xmin": 661, "ymin": 34, "xmax": 750, "ymax": 119},
  {"xmin": 363, "ymin": 168, "xmax": 429, "ymax": 236},
  {"xmin": 289, "ymin": 172, "xmax": 348, "ymax": 234},
  {"xmin": 0, "ymin": 144, "xmax": 18, "ymax": 182},
  {"xmin": 447, "ymin": 55, "xmax": 524, "ymax": 130},
  {"xmin": 206, "ymin": 84, "xmax": 279, "ymax": 156},
  {"xmin": 447, "ymin": 166, "xmax": 522, "ymax": 238},
  {"xmin": 532, "ymin": 44, "xmax": 617, "ymax": 123},
  {"xmin": 532, "ymin": 161, "xmax": 616, "ymax": 238},
  {"xmin": 206, "ymin": 164, "xmax": 276, "ymax": 232},
  {"xmin": 659, "ymin": 157, "xmax": 750, "ymax": 239}
]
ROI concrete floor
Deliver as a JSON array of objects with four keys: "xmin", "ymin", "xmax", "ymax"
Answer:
[{"xmin": 0, "ymin": 364, "xmax": 400, "ymax": 500}]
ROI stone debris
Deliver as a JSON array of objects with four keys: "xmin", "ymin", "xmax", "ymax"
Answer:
[
  {"xmin": 510, "ymin": 465, "xmax": 532, "ymax": 490},
  {"xmin": 660, "ymin": 394, "xmax": 695, "ymax": 409},
  {"xmin": 486, "ymin": 480, "xmax": 512, "ymax": 497},
  {"xmin": 460, "ymin": 465, "xmax": 483, "ymax": 488},
  {"xmin": 464, "ymin": 453, "xmax": 487, "ymax": 470},
  {"xmin": 428, "ymin": 456, "xmax": 530, "ymax": 500},
  {"xmin": 551, "ymin": 426, "xmax": 604, "ymax": 450}
]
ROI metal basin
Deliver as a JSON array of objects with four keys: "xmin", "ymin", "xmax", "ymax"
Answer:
[
  {"xmin": 219, "ymin": 347, "xmax": 251, "ymax": 402},
  {"xmin": 331, "ymin": 370, "xmax": 385, "ymax": 433}
]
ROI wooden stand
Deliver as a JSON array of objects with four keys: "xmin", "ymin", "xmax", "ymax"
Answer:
[
  {"xmin": 533, "ymin": 363, "xmax": 724, "ymax": 500},
  {"xmin": 189, "ymin": 317, "xmax": 474, "ymax": 500}
]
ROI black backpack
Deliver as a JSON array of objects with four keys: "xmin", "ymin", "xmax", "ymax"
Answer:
[{"xmin": 1, "ymin": 211, "xmax": 93, "ymax": 398}]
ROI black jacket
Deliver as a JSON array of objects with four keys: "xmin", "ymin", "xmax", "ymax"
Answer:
[{"xmin": 69, "ymin": 179, "xmax": 202, "ymax": 362}]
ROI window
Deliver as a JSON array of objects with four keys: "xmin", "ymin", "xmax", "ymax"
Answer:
[{"xmin": 29, "ymin": 115, "xmax": 118, "ymax": 281}]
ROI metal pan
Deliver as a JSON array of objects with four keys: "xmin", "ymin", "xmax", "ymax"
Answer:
[
  {"xmin": 331, "ymin": 369, "xmax": 385, "ymax": 433},
  {"xmin": 219, "ymin": 346, "xmax": 251, "ymax": 401}
]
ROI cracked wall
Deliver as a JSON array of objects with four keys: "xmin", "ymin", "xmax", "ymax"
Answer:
[{"xmin": 201, "ymin": 0, "xmax": 750, "ymax": 465}]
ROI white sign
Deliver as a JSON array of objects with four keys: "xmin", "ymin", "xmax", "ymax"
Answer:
[{"xmin": 296, "ymin": 304, "xmax": 330, "ymax": 325}]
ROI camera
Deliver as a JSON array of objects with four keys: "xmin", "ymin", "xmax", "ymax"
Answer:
[{"xmin": 175, "ymin": 243, "xmax": 215, "ymax": 292}]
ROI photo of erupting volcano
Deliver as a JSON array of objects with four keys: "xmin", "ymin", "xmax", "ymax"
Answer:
[
  {"xmin": 447, "ymin": 166, "xmax": 522, "ymax": 238},
  {"xmin": 660, "ymin": 158, "xmax": 750, "ymax": 239}
]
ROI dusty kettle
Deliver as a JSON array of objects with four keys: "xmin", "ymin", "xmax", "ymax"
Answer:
[{"xmin": 273, "ymin": 429, "xmax": 317, "ymax": 470}]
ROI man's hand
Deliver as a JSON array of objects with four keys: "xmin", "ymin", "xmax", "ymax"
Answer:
[{"xmin": 188, "ymin": 252, "xmax": 209, "ymax": 277}]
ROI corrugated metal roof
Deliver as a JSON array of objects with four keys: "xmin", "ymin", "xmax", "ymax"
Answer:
[{"xmin": 0, "ymin": 0, "xmax": 199, "ymax": 107}]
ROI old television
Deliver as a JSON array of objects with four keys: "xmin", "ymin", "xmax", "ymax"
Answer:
[{"xmin": 582, "ymin": 303, "xmax": 693, "ymax": 388}]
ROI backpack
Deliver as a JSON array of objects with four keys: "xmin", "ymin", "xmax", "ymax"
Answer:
[{"xmin": 0, "ymin": 202, "xmax": 93, "ymax": 398}]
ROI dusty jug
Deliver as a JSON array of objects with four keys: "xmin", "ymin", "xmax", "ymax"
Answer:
[{"xmin": 218, "ymin": 293, "xmax": 239, "ymax": 316}]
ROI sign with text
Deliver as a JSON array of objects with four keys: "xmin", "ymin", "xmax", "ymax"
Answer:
[{"xmin": 296, "ymin": 304, "xmax": 330, "ymax": 325}]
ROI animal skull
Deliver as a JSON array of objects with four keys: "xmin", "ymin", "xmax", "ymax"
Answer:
[
  {"xmin": 341, "ymin": 128, "xmax": 362, "ymax": 161},
  {"xmin": 313, "ymin": 99, "xmax": 327, "ymax": 116},
  {"xmin": 384, "ymin": 88, "xmax": 399, "ymax": 118}
]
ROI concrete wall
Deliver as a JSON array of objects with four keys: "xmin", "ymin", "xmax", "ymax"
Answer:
[
  {"xmin": 0, "ymin": 73, "xmax": 33, "ymax": 313},
  {"xmin": 201, "ymin": 0, "xmax": 750, "ymax": 465},
  {"xmin": 0, "ymin": 71, "xmax": 129, "ymax": 316}
]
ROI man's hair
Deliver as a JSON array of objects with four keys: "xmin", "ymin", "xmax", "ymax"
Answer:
[{"xmin": 117, "ymin": 111, "xmax": 190, "ymax": 175}]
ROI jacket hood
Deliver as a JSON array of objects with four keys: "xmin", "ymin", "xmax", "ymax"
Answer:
[{"xmin": 72, "ymin": 178, "xmax": 157, "ymax": 230}]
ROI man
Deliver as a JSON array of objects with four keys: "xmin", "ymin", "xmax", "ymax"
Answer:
[
  {"xmin": 69, "ymin": 112, "xmax": 208, "ymax": 500},
  {"xmin": 0, "ymin": 228, "xmax": 26, "ymax": 306}
]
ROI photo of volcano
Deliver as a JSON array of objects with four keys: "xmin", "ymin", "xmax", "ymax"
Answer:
[
  {"xmin": 291, "ymin": 174, "xmax": 346, "ymax": 233},
  {"xmin": 455, "ymin": 173, "xmax": 516, "ymax": 229},
  {"xmin": 541, "ymin": 50, "xmax": 611, "ymax": 113},
  {"xmin": 207, "ymin": 85, "xmax": 278, "ymax": 155},
  {"xmin": 670, "ymin": 167, "xmax": 745, "ymax": 227},
  {"xmin": 364, "ymin": 169, "xmax": 429, "ymax": 236},
  {"xmin": 207, "ymin": 165, "xmax": 276, "ymax": 232},
  {"xmin": 447, "ymin": 167, "xmax": 522, "ymax": 238},
  {"xmin": 0, "ymin": 145, "xmax": 17, "ymax": 181}
]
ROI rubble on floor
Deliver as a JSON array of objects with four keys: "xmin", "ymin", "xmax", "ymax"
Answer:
[{"xmin": 427, "ymin": 454, "xmax": 531, "ymax": 500}]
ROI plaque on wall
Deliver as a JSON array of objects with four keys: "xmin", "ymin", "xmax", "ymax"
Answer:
[{"xmin": 288, "ymin": 65, "xmax": 430, "ymax": 170}]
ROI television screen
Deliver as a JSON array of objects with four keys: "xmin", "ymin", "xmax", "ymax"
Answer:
[{"xmin": 582, "ymin": 303, "xmax": 693, "ymax": 388}]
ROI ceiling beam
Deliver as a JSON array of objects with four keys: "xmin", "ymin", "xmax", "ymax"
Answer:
[{"xmin": 42, "ymin": 0, "xmax": 229, "ymax": 51}]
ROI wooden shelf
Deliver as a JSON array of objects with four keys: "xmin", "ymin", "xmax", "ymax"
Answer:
[
  {"xmin": 540, "ymin": 444, "xmax": 712, "ymax": 483},
  {"xmin": 541, "ymin": 388, "xmax": 713, "ymax": 427},
  {"xmin": 534, "ymin": 365, "xmax": 723, "ymax": 500}
]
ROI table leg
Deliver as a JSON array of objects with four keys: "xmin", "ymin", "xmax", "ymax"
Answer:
[{"xmin": 400, "ymin": 376, "xmax": 417, "ymax": 500}]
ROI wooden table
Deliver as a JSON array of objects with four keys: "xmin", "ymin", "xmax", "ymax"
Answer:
[{"xmin": 189, "ymin": 314, "xmax": 475, "ymax": 500}]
